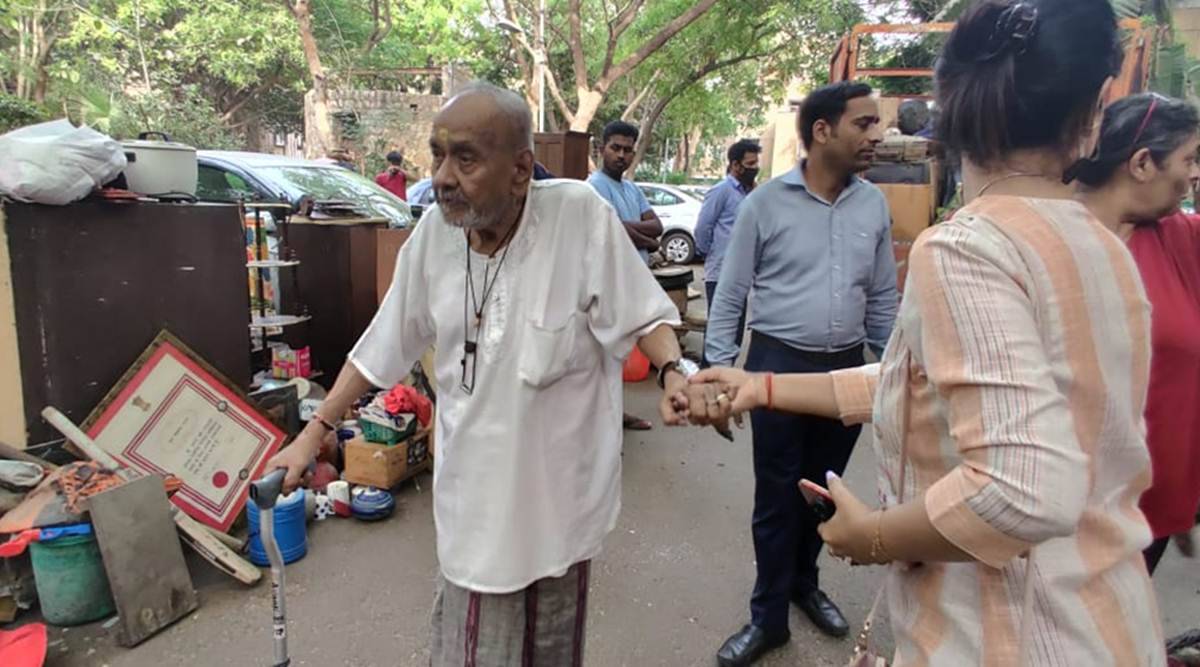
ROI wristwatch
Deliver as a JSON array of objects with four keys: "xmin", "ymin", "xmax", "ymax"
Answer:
[{"xmin": 657, "ymin": 358, "xmax": 699, "ymax": 388}]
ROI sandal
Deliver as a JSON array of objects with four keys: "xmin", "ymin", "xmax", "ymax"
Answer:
[{"xmin": 622, "ymin": 414, "xmax": 653, "ymax": 431}]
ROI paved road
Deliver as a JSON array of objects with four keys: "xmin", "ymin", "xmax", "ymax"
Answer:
[{"xmin": 39, "ymin": 336, "xmax": 1200, "ymax": 666}]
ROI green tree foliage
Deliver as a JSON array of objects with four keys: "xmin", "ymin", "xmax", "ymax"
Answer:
[
  {"xmin": 0, "ymin": 0, "xmax": 503, "ymax": 145},
  {"xmin": 0, "ymin": 91, "xmax": 47, "ymax": 133}
]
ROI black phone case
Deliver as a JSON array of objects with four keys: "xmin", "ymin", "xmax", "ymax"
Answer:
[{"xmin": 809, "ymin": 496, "xmax": 836, "ymax": 522}]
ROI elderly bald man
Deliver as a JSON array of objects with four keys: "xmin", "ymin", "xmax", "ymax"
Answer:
[{"xmin": 268, "ymin": 82, "xmax": 695, "ymax": 665}]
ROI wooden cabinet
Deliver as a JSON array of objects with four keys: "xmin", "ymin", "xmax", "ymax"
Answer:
[
  {"xmin": 0, "ymin": 201, "xmax": 251, "ymax": 446},
  {"xmin": 278, "ymin": 219, "xmax": 387, "ymax": 387},
  {"xmin": 534, "ymin": 131, "xmax": 592, "ymax": 180}
]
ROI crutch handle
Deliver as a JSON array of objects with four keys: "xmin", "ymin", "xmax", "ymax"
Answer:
[{"xmin": 250, "ymin": 468, "xmax": 287, "ymax": 510}]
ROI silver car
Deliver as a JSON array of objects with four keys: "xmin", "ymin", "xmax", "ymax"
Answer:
[
  {"xmin": 637, "ymin": 182, "xmax": 703, "ymax": 264},
  {"xmin": 196, "ymin": 151, "xmax": 413, "ymax": 227}
]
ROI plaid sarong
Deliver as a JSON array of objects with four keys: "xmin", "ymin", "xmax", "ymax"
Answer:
[{"xmin": 430, "ymin": 561, "xmax": 590, "ymax": 667}]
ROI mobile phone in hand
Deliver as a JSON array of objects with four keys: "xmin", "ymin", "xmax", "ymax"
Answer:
[{"xmin": 799, "ymin": 478, "xmax": 836, "ymax": 522}]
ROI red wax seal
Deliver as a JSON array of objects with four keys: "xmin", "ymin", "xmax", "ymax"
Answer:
[{"xmin": 212, "ymin": 471, "xmax": 230, "ymax": 488}]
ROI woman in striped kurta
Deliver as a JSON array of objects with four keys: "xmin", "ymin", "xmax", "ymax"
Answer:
[{"xmin": 685, "ymin": 0, "xmax": 1166, "ymax": 664}]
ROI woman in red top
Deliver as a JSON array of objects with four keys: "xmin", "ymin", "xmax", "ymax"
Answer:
[{"xmin": 1074, "ymin": 92, "xmax": 1200, "ymax": 572}]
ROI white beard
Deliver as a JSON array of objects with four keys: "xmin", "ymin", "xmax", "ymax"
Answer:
[{"xmin": 442, "ymin": 208, "xmax": 495, "ymax": 230}]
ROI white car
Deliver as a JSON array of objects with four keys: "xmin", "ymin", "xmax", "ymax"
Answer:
[{"xmin": 636, "ymin": 182, "xmax": 703, "ymax": 264}]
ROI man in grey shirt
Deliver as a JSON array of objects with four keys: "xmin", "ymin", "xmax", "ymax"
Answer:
[{"xmin": 709, "ymin": 82, "xmax": 898, "ymax": 667}]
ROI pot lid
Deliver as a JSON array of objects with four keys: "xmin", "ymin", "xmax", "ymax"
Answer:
[
  {"xmin": 121, "ymin": 131, "xmax": 196, "ymax": 152},
  {"xmin": 121, "ymin": 139, "xmax": 196, "ymax": 152}
]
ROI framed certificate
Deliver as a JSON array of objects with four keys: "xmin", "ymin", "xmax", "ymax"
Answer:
[{"xmin": 85, "ymin": 331, "xmax": 284, "ymax": 532}]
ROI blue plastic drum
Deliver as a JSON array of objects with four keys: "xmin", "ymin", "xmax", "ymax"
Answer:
[{"xmin": 246, "ymin": 489, "xmax": 307, "ymax": 566}]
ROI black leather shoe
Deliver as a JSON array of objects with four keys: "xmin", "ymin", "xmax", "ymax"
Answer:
[
  {"xmin": 794, "ymin": 589, "xmax": 849, "ymax": 637},
  {"xmin": 716, "ymin": 624, "xmax": 789, "ymax": 667}
]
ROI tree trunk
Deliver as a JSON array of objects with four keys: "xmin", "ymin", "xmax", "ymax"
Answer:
[
  {"xmin": 569, "ymin": 90, "xmax": 605, "ymax": 132},
  {"xmin": 685, "ymin": 126, "xmax": 702, "ymax": 176},
  {"xmin": 566, "ymin": 0, "xmax": 720, "ymax": 133},
  {"xmin": 628, "ymin": 95, "xmax": 672, "ymax": 175},
  {"xmin": 286, "ymin": 0, "xmax": 337, "ymax": 158},
  {"xmin": 15, "ymin": 16, "xmax": 30, "ymax": 99},
  {"xmin": 674, "ymin": 135, "xmax": 687, "ymax": 173}
]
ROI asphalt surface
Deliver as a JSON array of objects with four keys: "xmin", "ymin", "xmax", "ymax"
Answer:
[{"xmin": 30, "ymin": 331, "xmax": 1200, "ymax": 667}]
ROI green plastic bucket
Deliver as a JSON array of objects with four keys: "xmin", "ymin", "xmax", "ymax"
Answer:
[{"xmin": 29, "ymin": 528, "xmax": 115, "ymax": 626}]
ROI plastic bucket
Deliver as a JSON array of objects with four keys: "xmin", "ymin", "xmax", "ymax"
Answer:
[
  {"xmin": 246, "ymin": 489, "xmax": 308, "ymax": 566},
  {"xmin": 29, "ymin": 525, "xmax": 115, "ymax": 626}
]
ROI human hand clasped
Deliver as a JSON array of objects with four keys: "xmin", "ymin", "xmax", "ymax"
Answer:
[{"xmin": 678, "ymin": 367, "xmax": 769, "ymax": 430}]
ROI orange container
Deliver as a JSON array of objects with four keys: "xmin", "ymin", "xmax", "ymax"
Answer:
[{"xmin": 623, "ymin": 347, "xmax": 650, "ymax": 383}]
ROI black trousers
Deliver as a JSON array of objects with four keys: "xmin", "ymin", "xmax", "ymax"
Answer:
[
  {"xmin": 744, "ymin": 332, "xmax": 864, "ymax": 637},
  {"xmin": 702, "ymin": 281, "xmax": 746, "ymax": 368}
]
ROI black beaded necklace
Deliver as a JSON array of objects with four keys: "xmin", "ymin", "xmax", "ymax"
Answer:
[{"xmin": 459, "ymin": 200, "xmax": 524, "ymax": 394}]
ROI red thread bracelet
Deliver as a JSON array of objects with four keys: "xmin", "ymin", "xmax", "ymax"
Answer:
[{"xmin": 765, "ymin": 372, "xmax": 774, "ymax": 411}]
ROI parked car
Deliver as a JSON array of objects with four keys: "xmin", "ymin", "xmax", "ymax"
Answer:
[
  {"xmin": 676, "ymin": 183, "xmax": 712, "ymax": 200},
  {"xmin": 407, "ymin": 177, "xmax": 435, "ymax": 219},
  {"xmin": 637, "ymin": 182, "xmax": 703, "ymax": 264},
  {"xmin": 196, "ymin": 151, "xmax": 413, "ymax": 227}
]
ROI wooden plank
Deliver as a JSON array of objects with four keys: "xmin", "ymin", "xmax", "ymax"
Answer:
[
  {"xmin": 878, "ymin": 183, "xmax": 936, "ymax": 242},
  {"xmin": 850, "ymin": 22, "xmax": 954, "ymax": 35},
  {"xmin": 0, "ymin": 205, "xmax": 26, "ymax": 448},
  {"xmin": 89, "ymin": 475, "xmax": 199, "ymax": 647},
  {"xmin": 856, "ymin": 68, "xmax": 935, "ymax": 78}
]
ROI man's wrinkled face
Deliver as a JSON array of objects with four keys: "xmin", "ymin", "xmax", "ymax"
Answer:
[{"xmin": 430, "ymin": 102, "xmax": 522, "ymax": 230}]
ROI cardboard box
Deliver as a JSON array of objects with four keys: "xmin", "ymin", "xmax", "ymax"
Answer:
[{"xmin": 343, "ymin": 432, "xmax": 430, "ymax": 489}]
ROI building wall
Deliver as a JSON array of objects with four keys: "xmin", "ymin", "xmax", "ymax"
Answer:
[
  {"xmin": 764, "ymin": 108, "xmax": 802, "ymax": 180},
  {"xmin": 256, "ymin": 129, "xmax": 305, "ymax": 159},
  {"xmin": 1177, "ymin": 6, "xmax": 1200, "ymax": 60},
  {"xmin": 304, "ymin": 89, "xmax": 444, "ymax": 178}
]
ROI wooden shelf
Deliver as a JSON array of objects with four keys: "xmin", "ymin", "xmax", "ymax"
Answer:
[
  {"xmin": 249, "ymin": 314, "xmax": 311, "ymax": 329},
  {"xmin": 246, "ymin": 260, "xmax": 301, "ymax": 269},
  {"xmin": 249, "ymin": 369, "xmax": 324, "ymax": 390},
  {"xmin": 243, "ymin": 202, "xmax": 294, "ymax": 210}
]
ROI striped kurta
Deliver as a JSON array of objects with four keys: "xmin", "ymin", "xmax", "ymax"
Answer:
[{"xmin": 830, "ymin": 196, "xmax": 1165, "ymax": 666}]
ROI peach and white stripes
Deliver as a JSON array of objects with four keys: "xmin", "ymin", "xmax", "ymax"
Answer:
[{"xmin": 831, "ymin": 196, "xmax": 1164, "ymax": 666}]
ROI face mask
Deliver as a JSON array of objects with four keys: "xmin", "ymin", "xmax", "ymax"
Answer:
[{"xmin": 738, "ymin": 167, "xmax": 759, "ymax": 186}]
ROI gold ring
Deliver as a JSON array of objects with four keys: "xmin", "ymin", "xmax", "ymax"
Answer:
[{"xmin": 716, "ymin": 393, "xmax": 730, "ymax": 403}]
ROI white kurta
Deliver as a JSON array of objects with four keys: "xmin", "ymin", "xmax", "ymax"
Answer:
[{"xmin": 349, "ymin": 179, "xmax": 680, "ymax": 593}]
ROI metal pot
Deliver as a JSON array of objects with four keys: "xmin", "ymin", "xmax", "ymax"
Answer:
[{"xmin": 121, "ymin": 131, "xmax": 198, "ymax": 197}]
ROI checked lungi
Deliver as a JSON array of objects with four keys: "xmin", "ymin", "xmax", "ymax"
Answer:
[{"xmin": 430, "ymin": 561, "xmax": 590, "ymax": 667}]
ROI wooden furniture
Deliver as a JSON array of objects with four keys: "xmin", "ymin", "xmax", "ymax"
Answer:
[
  {"xmin": 0, "ymin": 201, "xmax": 252, "ymax": 447},
  {"xmin": 877, "ymin": 181, "xmax": 937, "ymax": 242},
  {"xmin": 375, "ymin": 227, "xmax": 413, "ymax": 300},
  {"xmin": 278, "ymin": 218, "xmax": 388, "ymax": 387},
  {"xmin": 534, "ymin": 132, "xmax": 591, "ymax": 180}
]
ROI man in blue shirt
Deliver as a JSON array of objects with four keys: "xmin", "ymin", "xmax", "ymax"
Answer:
[
  {"xmin": 589, "ymin": 121, "xmax": 665, "ymax": 431},
  {"xmin": 695, "ymin": 139, "xmax": 761, "ymax": 366},
  {"xmin": 588, "ymin": 121, "xmax": 664, "ymax": 265},
  {"xmin": 709, "ymin": 82, "xmax": 898, "ymax": 667}
]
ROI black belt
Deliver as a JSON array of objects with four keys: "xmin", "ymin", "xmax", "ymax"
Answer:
[{"xmin": 749, "ymin": 331, "xmax": 864, "ymax": 366}]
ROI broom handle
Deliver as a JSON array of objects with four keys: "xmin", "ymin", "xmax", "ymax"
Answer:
[{"xmin": 41, "ymin": 407, "xmax": 126, "ymax": 473}]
